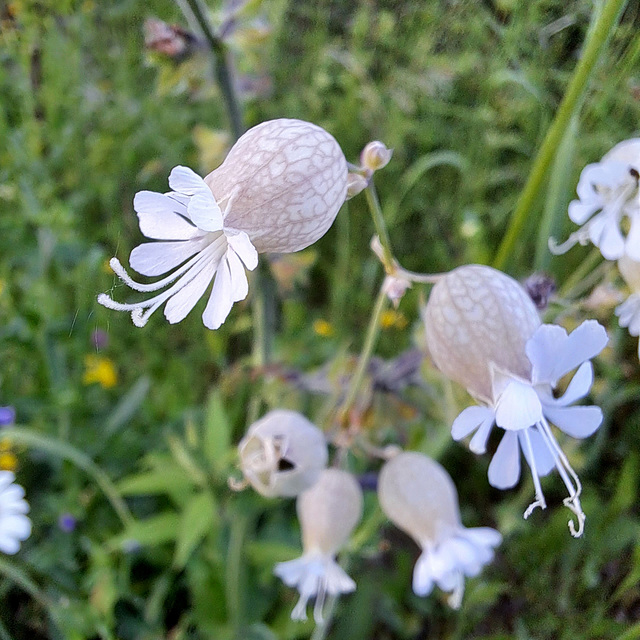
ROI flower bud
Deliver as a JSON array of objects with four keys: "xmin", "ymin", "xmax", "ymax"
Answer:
[
  {"xmin": 360, "ymin": 141, "xmax": 393, "ymax": 172},
  {"xmin": 422, "ymin": 265, "xmax": 540, "ymax": 402},
  {"xmin": 205, "ymin": 118, "xmax": 348, "ymax": 253},
  {"xmin": 378, "ymin": 452, "xmax": 501, "ymax": 608},
  {"xmin": 237, "ymin": 410, "xmax": 328, "ymax": 498}
]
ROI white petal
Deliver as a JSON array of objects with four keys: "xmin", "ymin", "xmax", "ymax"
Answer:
[
  {"xmin": 528, "ymin": 321, "xmax": 608, "ymax": 386},
  {"xmin": 460, "ymin": 527, "xmax": 502, "ymax": 549},
  {"xmin": 446, "ymin": 537, "xmax": 482, "ymax": 577},
  {"xmin": 226, "ymin": 249, "xmax": 250, "ymax": 302},
  {"xmin": 574, "ymin": 163, "xmax": 606, "ymax": 201},
  {"xmin": 451, "ymin": 406, "xmax": 494, "ymax": 441},
  {"xmin": 168, "ymin": 165, "xmax": 208, "ymax": 196},
  {"xmin": 589, "ymin": 213, "xmax": 625, "ymax": 259},
  {"xmin": 0, "ymin": 537, "xmax": 20, "ymax": 554},
  {"xmin": 412, "ymin": 551, "xmax": 435, "ymax": 597},
  {"xmin": 568, "ymin": 200, "xmax": 600, "ymax": 225},
  {"xmin": 469, "ymin": 415, "xmax": 495, "ymax": 454},
  {"xmin": 323, "ymin": 560, "xmax": 356, "ymax": 595},
  {"xmin": 187, "ymin": 191, "xmax": 223, "ymax": 232},
  {"xmin": 226, "ymin": 230, "xmax": 259, "ymax": 270},
  {"xmin": 543, "ymin": 405, "xmax": 602, "ymax": 439},
  {"xmin": 129, "ymin": 240, "xmax": 204, "ymax": 277},
  {"xmin": 551, "ymin": 361, "xmax": 593, "ymax": 406},
  {"xmin": 163, "ymin": 259, "xmax": 219, "ymax": 324},
  {"xmin": 519, "ymin": 428, "xmax": 555, "ymax": 477},
  {"xmin": 488, "ymin": 431, "xmax": 521, "ymax": 489},
  {"xmin": 494, "ymin": 380, "xmax": 542, "ymax": 431},
  {"xmin": 0, "ymin": 514, "xmax": 31, "ymax": 540},
  {"xmin": 0, "ymin": 472, "xmax": 16, "ymax": 489},
  {"xmin": 202, "ymin": 259, "xmax": 234, "ymax": 330},
  {"xmin": 625, "ymin": 214, "xmax": 640, "ymax": 262},
  {"xmin": 133, "ymin": 191, "xmax": 198, "ymax": 240}
]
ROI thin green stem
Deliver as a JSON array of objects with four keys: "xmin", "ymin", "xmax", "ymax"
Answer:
[
  {"xmin": 340, "ymin": 286, "xmax": 388, "ymax": 420},
  {"xmin": 2, "ymin": 427, "xmax": 134, "ymax": 528},
  {"xmin": 225, "ymin": 510, "xmax": 249, "ymax": 634},
  {"xmin": 365, "ymin": 182, "xmax": 394, "ymax": 271},
  {"xmin": 557, "ymin": 248, "xmax": 602, "ymax": 299},
  {"xmin": 179, "ymin": 0, "xmax": 244, "ymax": 140},
  {"xmin": 493, "ymin": 0, "xmax": 628, "ymax": 269}
]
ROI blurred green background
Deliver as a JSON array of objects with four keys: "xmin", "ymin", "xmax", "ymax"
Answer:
[{"xmin": 1, "ymin": 0, "xmax": 640, "ymax": 638}]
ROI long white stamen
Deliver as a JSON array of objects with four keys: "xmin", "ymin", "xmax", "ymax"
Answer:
[
  {"xmin": 107, "ymin": 234, "xmax": 220, "ymax": 293},
  {"xmin": 100, "ymin": 242, "xmax": 226, "ymax": 327},
  {"xmin": 538, "ymin": 418, "xmax": 585, "ymax": 537},
  {"xmin": 447, "ymin": 572, "xmax": 465, "ymax": 610},
  {"xmin": 292, "ymin": 594, "xmax": 310, "ymax": 621},
  {"xmin": 522, "ymin": 427, "xmax": 547, "ymax": 519},
  {"xmin": 313, "ymin": 578, "xmax": 327, "ymax": 624}
]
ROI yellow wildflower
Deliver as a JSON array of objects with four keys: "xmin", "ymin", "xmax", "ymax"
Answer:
[
  {"xmin": 313, "ymin": 319, "xmax": 335, "ymax": 338},
  {"xmin": 0, "ymin": 451, "xmax": 17, "ymax": 472},
  {"xmin": 83, "ymin": 355, "xmax": 118, "ymax": 389},
  {"xmin": 380, "ymin": 309, "xmax": 408, "ymax": 330}
]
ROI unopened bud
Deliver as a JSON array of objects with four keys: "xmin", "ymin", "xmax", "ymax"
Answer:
[{"xmin": 360, "ymin": 141, "xmax": 393, "ymax": 172}]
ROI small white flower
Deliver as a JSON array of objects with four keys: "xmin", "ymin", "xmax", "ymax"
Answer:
[
  {"xmin": 360, "ymin": 140, "xmax": 393, "ymax": 172},
  {"xmin": 423, "ymin": 265, "xmax": 608, "ymax": 536},
  {"xmin": 274, "ymin": 468, "xmax": 362, "ymax": 623},
  {"xmin": 237, "ymin": 409, "xmax": 328, "ymax": 498},
  {"xmin": 551, "ymin": 138, "xmax": 640, "ymax": 261},
  {"xmin": 0, "ymin": 471, "xmax": 31, "ymax": 554},
  {"xmin": 378, "ymin": 452, "xmax": 501, "ymax": 609},
  {"xmin": 615, "ymin": 255, "xmax": 640, "ymax": 360},
  {"xmin": 451, "ymin": 320, "xmax": 608, "ymax": 537},
  {"xmin": 99, "ymin": 119, "xmax": 348, "ymax": 329}
]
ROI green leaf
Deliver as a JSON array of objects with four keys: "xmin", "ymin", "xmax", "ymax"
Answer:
[
  {"xmin": 103, "ymin": 376, "xmax": 150, "ymax": 440},
  {"xmin": 173, "ymin": 490, "xmax": 219, "ymax": 569},
  {"xmin": 117, "ymin": 466, "xmax": 194, "ymax": 505},
  {"xmin": 204, "ymin": 388, "xmax": 232, "ymax": 471},
  {"xmin": 109, "ymin": 512, "xmax": 180, "ymax": 551}
]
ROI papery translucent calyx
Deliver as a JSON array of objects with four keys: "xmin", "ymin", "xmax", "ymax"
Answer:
[
  {"xmin": 237, "ymin": 410, "xmax": 328, "ymax": 498},
  {"xmin": 205, "ymin": 118, "xmax": 348, "ymax": 253},
  {"xmin": 422, "ymin": 265, "xmax": 541, "ymax": 402},
  {"xmin": 274, "ymin": 469, "xmax": 363, "ymax": 623},
  {"xmin": 378, "ymin": 452, "xmax": 501, "ymax": 608}
]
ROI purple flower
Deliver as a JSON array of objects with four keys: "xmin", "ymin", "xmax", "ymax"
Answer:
[
  {"xmin": 0, "ymin": 407, "xmax": 15, "ymax": 427},
  {"xmin": 58, "ymin": 513, "xmax": 77, "ymax": 533},
  {"xmin": 91, "ymin": 329, "xmax": 109, "ymax": 350}
]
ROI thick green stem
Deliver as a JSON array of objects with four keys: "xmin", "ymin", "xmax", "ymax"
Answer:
[
  {"xmin": 493, "ymin": 0, "xmax": 628, "ymax": 270},
  {"xmin": 180, "ymin": 0, "xmax": 244, "ymax": 140}
]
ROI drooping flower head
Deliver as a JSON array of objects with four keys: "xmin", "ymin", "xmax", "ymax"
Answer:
[
  {"xmin": 423, "ymin": 265, "xmax": 608, "ymax": 536},
  {"xmin": 237, "ymin": 409, "xmax": 328, "ymax": 498},
  {"xmin": 615, "ymin": 255, "xmax": 640, "ymax": 360},
  {"xmin": 0, "ymin": 471, "xmax": 31, "ymax": 554},
  {"xmin": 98, "ymin": 118, "xmax": 348, "ymax": 329},
  {"xmin": 378, "ymin": 451, "xmax": 501, "ymax": 609},
  {"xmin": 274, "ymin": 468, "xmax": 363, "ymax": 623},
  {"xmin": 551, "ymin": 138, "xmax": 640, "ymax": 261}
]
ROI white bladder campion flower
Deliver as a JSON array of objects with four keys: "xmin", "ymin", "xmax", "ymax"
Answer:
[
  {"xmin": 550, "ymin": 138, "xmax": 640, "ymax": 261},
  {"xmin": 616, "ymin": 255, "xmax": 640, "ymax": 360},
  {"xmin": 236, "ymin": 409, "xmax": 328, "ymax": 498},
  {"xmin": 98, "ymin": 118, "xmax": 348, "ymax": 329},
  {"xmin": 378, "ymin": 452, "xmax": 501, "ymax": 609},
  {"xmin": 423, "ymin": 265, "xmax": 608, "ymax": 537},
  {"xmin": 274, "ymin": 468, "xmax": 363, "ymax": 623},
  {"xmin": 0, "ymin": 472, "xmax": 31, "ymax": 554}
]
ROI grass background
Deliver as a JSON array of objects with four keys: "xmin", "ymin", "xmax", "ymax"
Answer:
[{"xmin": 1, "ymin": 0, "xmax": 640, "ymax": 638}]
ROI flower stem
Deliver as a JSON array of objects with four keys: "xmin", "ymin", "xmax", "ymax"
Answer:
[
  {"xmin": 340, "ymin": 286, "xmax": 388, "ymax": 423},
  {"xmin": 493, "ymin": 0, "xmax": 628, "ymax": 270},
  {"xmin": 365, "ymin": 182, "xmax": 394, "ymax": 271},
  {"xmin": 178, "ymin": 0, "xmax": 244, "ymax": 140}
]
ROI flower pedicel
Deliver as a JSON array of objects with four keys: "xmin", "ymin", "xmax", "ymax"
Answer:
[
  {"xmin": 423, "ymin": 264, "xmax": 608, "ymax": 536},
  {"xmin": 378, "ymin": 451, "xmax": 501, "ymax": 609},
  {"xmin": 274, "ymin": 468, "xmax": 362, "ymax": 623},
  {"xmin": 98, "ymin": 118, "xmax": 348, "ymax": 329}
]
